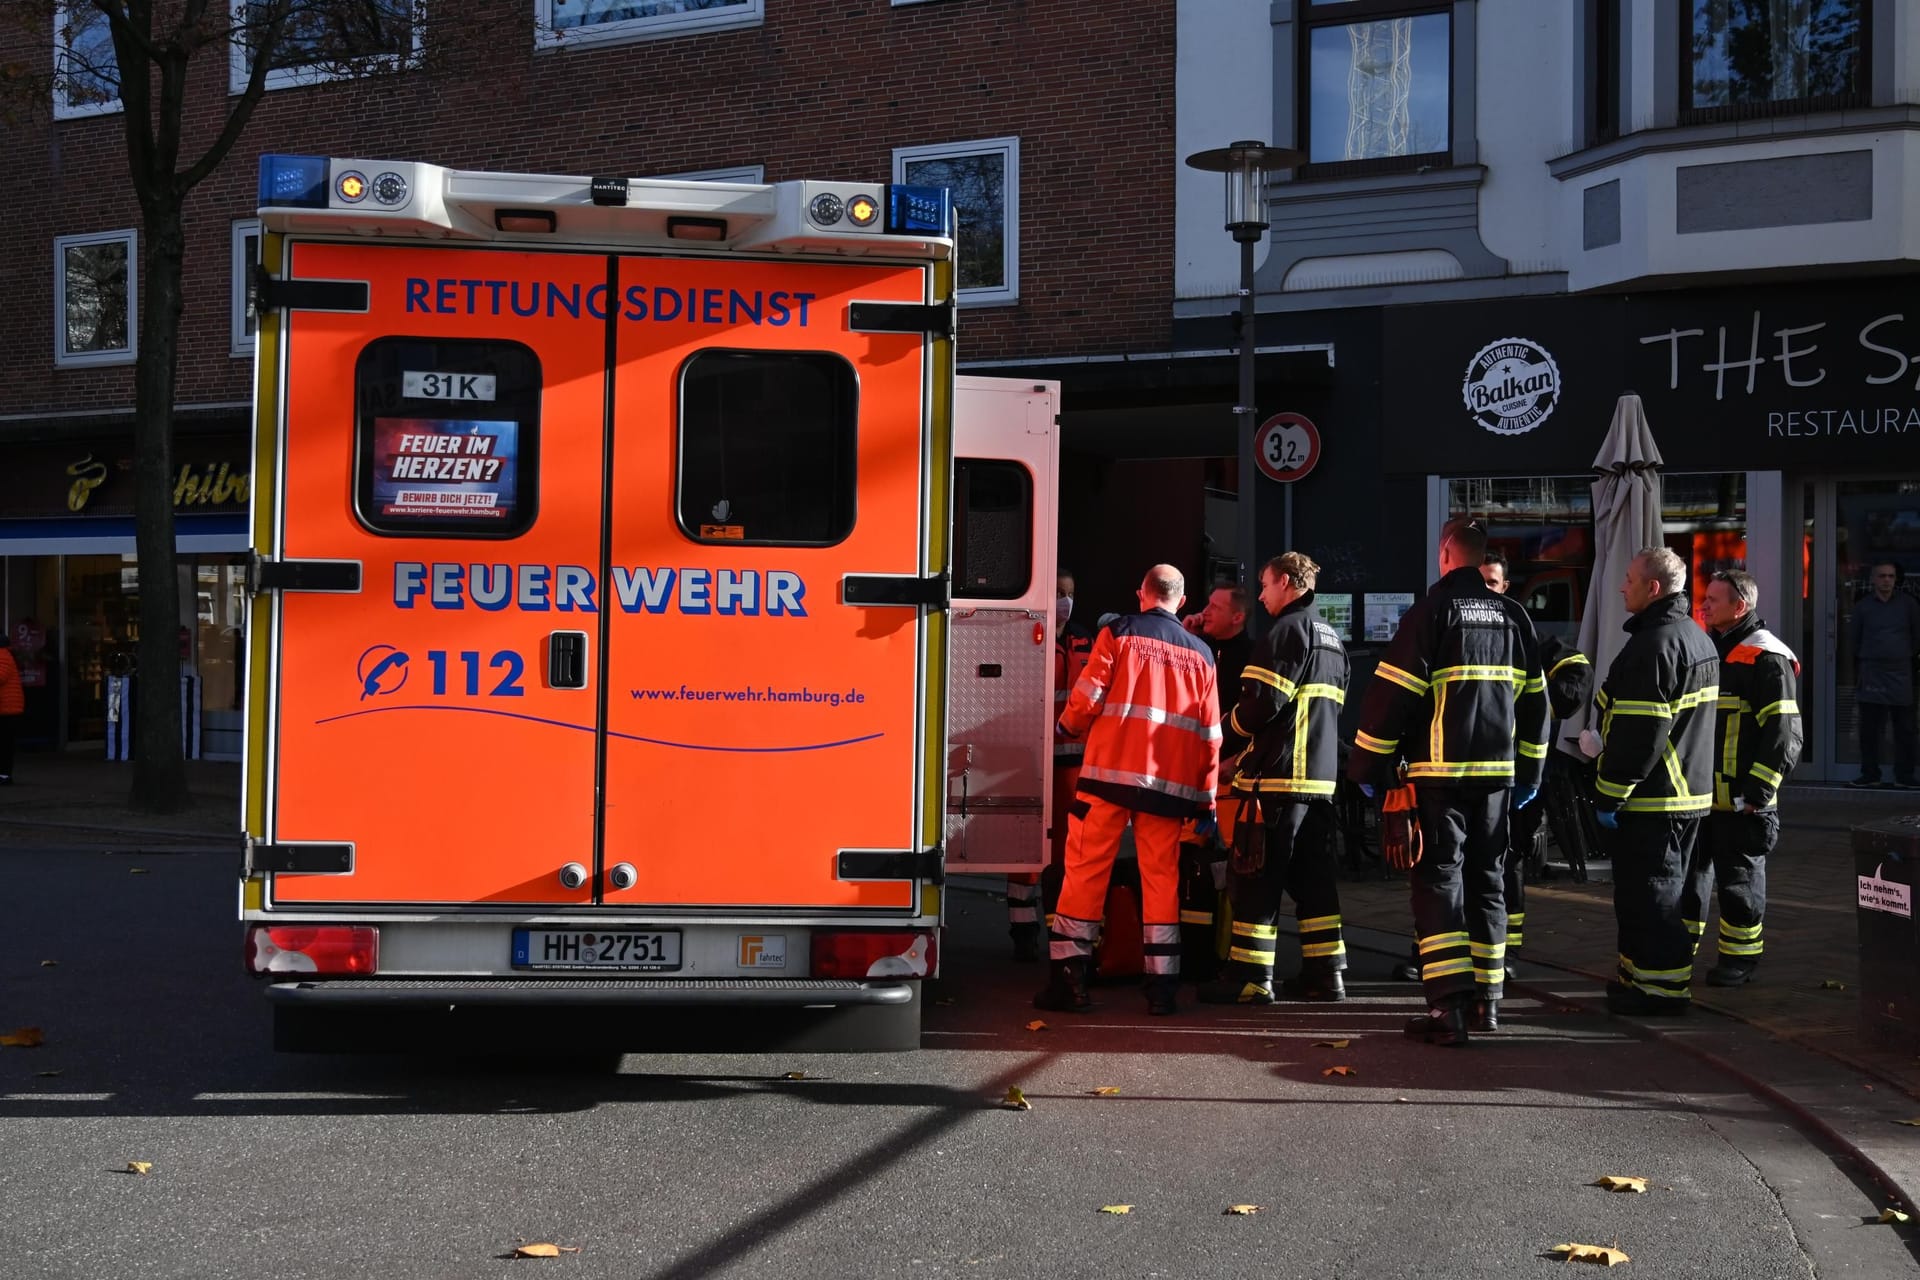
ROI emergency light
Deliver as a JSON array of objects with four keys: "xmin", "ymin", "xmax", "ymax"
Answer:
[{"xmin": 886, "ymin": 185, "xmax": 949, "ymax": 236}]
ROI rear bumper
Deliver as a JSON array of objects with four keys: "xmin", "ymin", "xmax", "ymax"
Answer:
[{"xmin": 263, "ymin": 976, "xmax": 916, "ymax": 1008}]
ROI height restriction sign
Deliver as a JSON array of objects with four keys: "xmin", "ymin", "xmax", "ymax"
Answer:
[{"xmin": 1254, "ymin": 413, "xmax": 1321, "ymax": 483}]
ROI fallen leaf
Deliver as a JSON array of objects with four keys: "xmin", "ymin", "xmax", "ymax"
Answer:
[
  {"xmin": 1593, "ymin": 1176, "xmax": 1648, "ymax": 1194},
  {"xmin": 1026, "ymin": 1020, "xmax": 1047, "ymax": 1032},
  {"xmin": 1865, "ymin": 1084, "xmax": 1876, "ymax": 1092},
  {"xmin": 39, "ymin": 960, "xmax": 57, "ymax": 968},
  {"xmin": 35, "ymin": 1070, "xmax": 61, "ymax": 1078},
  {"xmin": 511, "ymin": 1242, "xmax": 580, "ymax": 1257},
  {"xmin": 128, "ymin": 868, "xmax": 149, "ymax": 875},
  {"xmin": 1223, "ymin": 1204, "xmax": 1262, "ymax": 1215},
  {"xmin": 1098, "ymin": 1204, "xmax": 1133, "ymax": 1215},
  {"xmin": 0, "ymin": 1028, "xmax": 45, "ymax": 1048},
  {"xmin": 1321, "ymin": 1065, "xmax": 1356, "ymax": 1078},
  {"xmin": 782, "ymin": 1071, "xmax": 808, "ymax": 1080},
  {"xmin": 1395, "ymin": 1097, "xmax": 1411, "ymax": 1104},
  {"xmin": 1552, "ymin": 1242, "xmax": 1631, "ymax": 1266},
  {"xmin": 1881, "ymin": 1208, "xmax": 1912, "ymax": 1224},
  {"xmin": 1000, "ymin": 1087, "xmax": 1032, "ymax": 1111},
  {"xmin": 1895, "ymin": 1119, "xmax": 1920, "ymax": 1127},
  {"xmin": 1089, "ymin": 1086, "xmax": 1121, "ymax": 1097},
  {"xmin": 935, "ymin": 997, "xmax": 956, "ymax": 1006},
  {"xmin": 126, "ymin": 1162, "xmax": 153, "ymax": 1175},
  {"xmin": 1819, "ymin": 980, "xmax": 1846, "ymax": 990},
  {"xmin": 1314, "ymin": 1039, "xmax": 1351, "ymax": 1049}
]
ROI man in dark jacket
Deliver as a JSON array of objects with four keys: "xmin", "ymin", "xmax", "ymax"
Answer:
[
  {"xmin": 1481, "ymin": 551, "xmax": 1592, "ymax": 986},
  {"xmin": 1177, "ymin": 583, "xmax": 1254, "ymax": 980},
  {"xmin": 1849, "ymin": 561, "xmax": 1920, "ymax": 789},
  {"xmin": 1684, "ymin": 569, "xmax": 1802, "ymax": 986},
  {"xmin": 1592, "ymin": 547, "xmax": 1721, "ymax": 1016},
  {"xmin": 1200, "ymin": 552, "xmax": 1350, "ymax": 1006},
  {"xmin": 1348, "ymin": 519, "xmax": 1549, "ymax": 1045}
]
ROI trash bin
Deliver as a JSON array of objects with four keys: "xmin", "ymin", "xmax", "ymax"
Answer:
[{"xmin": 1854, "ymin": 813, "xmax": 1920, "ymax": 1053}]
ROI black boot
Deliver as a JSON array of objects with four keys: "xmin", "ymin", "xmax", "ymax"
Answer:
[
  {"xmin": 1471, "ymin": 997, "xmax": 1500, "ymax": 1033},
  {"xmin": 1033, "ymin": 957, "xmax": 1093, "ymax": 1012},
  {"xmin": 1403, "ymin": 1001, "xmax": 1471, "ymax": 1046},
  {"xmin": 1009, "ymin": 924, "xmax": 1042, "ymax": 963},
  {"xmin": 1146, "ymin": 975, "xmax": 1180, "ymax": 1016},
  {"xmin": 1198, "ymin": 967, "xmax": 1275, "ymax": 1005},
  {"xmin": 1704, "ymin": 958, "xmax": 1757, "ymax": 987},
  {"xmin": 1280, "ymin": 970, "xmax": 1347, "ymax": 1003}
]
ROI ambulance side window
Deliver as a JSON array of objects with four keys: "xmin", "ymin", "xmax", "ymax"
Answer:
[
  {"xmin": 952, "ymin": 458, "xmax": 1032, "ymax": 600},
  {"xmin": 352, "ymin": 337, "xmax": 542, "ymax": 539},
  {"xmin": 677, "ymin": 350, "xmax": 857, "ymax": 546}
]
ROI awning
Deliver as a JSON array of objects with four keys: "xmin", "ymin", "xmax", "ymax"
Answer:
[{"xmin": 0, "ymin": 515, "xmax": 248, "ymax": 556}]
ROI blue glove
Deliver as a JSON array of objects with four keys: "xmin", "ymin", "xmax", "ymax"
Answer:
[
  {"xmin": 1594, "ymin": 809, "xmax": 1619, "ymax": 830},
  {"xmin": 1194, "ymin": 809, "xmax": 1218, "ymax": 839},
  {"xmin": 1357, "ymin": 782, "xmax": 1376, "ymax": 801},
  {"xmin": 1513, "ymin": 786, "xmax": 1539, "ymax": 811}
]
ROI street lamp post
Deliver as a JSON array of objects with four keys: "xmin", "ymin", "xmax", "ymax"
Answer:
[{"xmin": 1185, "ymin": 141, "xmax": 1304, "ymax": 587}]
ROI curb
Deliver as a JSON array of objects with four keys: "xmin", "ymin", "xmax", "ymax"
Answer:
[{"xmin": 0, "ymin": 816, "xmax": 234, "ymax": 842}]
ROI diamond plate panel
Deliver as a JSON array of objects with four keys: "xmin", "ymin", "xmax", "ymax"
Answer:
[{"xmin": 946, "ymin": 607, "xmax": 1049, "ymax": 873}]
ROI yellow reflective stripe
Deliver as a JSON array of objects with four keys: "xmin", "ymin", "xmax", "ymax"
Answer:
[
  {"xmin": 1234, "ymin": 777, "xmax": 1337, "ymax": 796},
  {"xmin": 1750, "ymin": 762, "xmax": 1783, "ymax": 787},
  {"xmin": 1298, "ymin": 915, "xmax": 1342, "ymax": 933},
  {"xmin": 1609, "ymin": 700, "xmax": 1674, "ymax": 718},
  {"xmin": 1430, "ymin": 681, "xmax": 1446, "ymax": 767},
  {"xmin": 1473, "ymin": 968, "xmax": 1505, "ymax": 983},
  {"xmin": 1376, "ymin": 662, "xmax": 1430, "ymax": 695},
  {"xmin": 1243, "ymin": 665, "xmax": 1297, "ymax": 698},
  {"xmin": 1620, "ymin": 794, "xmax": 1711, "ymax": 813},
  {"xmin": 1755, "ymin": 700, "xmax": 1798, "ymax": 723},
  {"xmin": 1299, "ymin": 683, "xmax": 1346, "ymax": 704},
  {"xmin": 1522, "ymin": 675, "xmax": 1547, "ymax": 694},
  {"xmin": 1517, "ymin": 740, "xmax": 1547, "ymax": 759},
  {"xmin": 1662, "ymin": 742, "xmax": 1687, "ymax": 795},
  {"xmin": 1431, "ymin": 665, "xmax": 1527, "ymax": 684},
  {"xmin": 1719, "ymin": 920, "xmax": 1763, "ymax": 940},
  {"xmin": 1418, "ymin": 931, "xmax": 1469, "ymax": 953},
  {"xmin": 1548, "ymin": 652, "xmax": 1590, "ymax": 678},
  {"xmin": 1294, "ymin": 686, "xmax": 1312, "ymax": 787},
  {"xmin": 1469, "ymin": 941, "xmax": 1507, "ymax": 959},
  {"xmin": 1228, "ymin": 705, "xmax": 1247, "ymax": 738},
  {"xmin": 1676, "ymin": 686, "xmax": 1720, "ymax": 711},
  {"xmin": 1232, "ymin": 922, "xmax": 1280, "ymax": 939},
  {"xmin": 1683, "ymin": 919, "xmax": 1705, "ymax": 934},
  {"xmin": 1355, "ymin": 730, "xmax": 1398, "ymax": 754},
  {"xmin": 1408, "ymin": 761, "xmax": 1515, "ymax": 779},
  {"xmin": 1179, "ymin": 910, "xmax": 1214, "ymax": 925},
  {"xmin": 1716, "ymin": 695, "xmax": 1745, "ymax": 710},
  {"xmin": 1230, "ymin": 947, "xmax": 1276, "ymax": 965},
  {"xmin": 1595, "ymin": 776, "xmax": 1633, "ymax": 799},
  {"xmin": 1721, "ymin": 712, "xmax": 1740, "ymax": 782},
  {"xmin": 1422, "ymin": 957, "xmax": 1475, "ymax": 980},
  {"xmin": 1301, "ymin": 941, "xmax": 1347, "ymax": 958},
  {"xmin": 1626, "ymin": 978, "xmax": 1692, "ymax": 1000},
  {"xmin": 1619, "ymin": 956, "xmax": 1694, "ymax": 981},
  {"xmin": 1718, "ymin": 940, "xmax": 1764, "ymax": 956}
]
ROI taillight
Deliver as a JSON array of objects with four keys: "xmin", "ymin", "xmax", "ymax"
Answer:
[
  {"xmin": 811, "ymin": 930, "xmax": 936, "ymax": 980},
  {"xmin": 245, "ymin": 925, "xmax": 379, "ymax": 976}
]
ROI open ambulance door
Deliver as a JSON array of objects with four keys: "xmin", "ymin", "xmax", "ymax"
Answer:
[{"xmin": 944, "ymin": 377, "xmax": 1060, "ymax": 875}]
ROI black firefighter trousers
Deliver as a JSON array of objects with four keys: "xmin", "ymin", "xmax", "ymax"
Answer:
[
  {"xmin": 1682, "ymin": 809, "xmax": 1776, "ymax": 966},
  {"xmin": 1224, "ymin": 797, "xmax": 1345, "ymax": 984},
  {"xmin": 1412, "ymin": 785, "xmax": 1508, "ymax": 1009},
  {"xmin": 1609, "ymin": 811, "xmax": 1704, "ymax": 1006}
]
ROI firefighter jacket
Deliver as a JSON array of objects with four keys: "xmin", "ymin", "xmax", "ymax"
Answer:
[
  {"xmin": 1541, "ymin": 634, "xmax": 1594, "ymax": 723},
  {"xmin": 1346, "ymin": 566, "xmax": 1549, "ymax": 791},
  {"xmin": 1053, "ymin": 621, "xmax": 1094, "ymax": 767},
  {"xmin": 1222, "ymin": 591, "xmax": 1349, "ymax": 799},
  {"xmin": 1592, "ymin": 591, "xmax": 1720, "ymax": 816},
  {"xmin": 1059, "ymin": 607, "xmax": 1222, "ymax": 819},
  {"xmin": 1711, "ymin": 612, "xmax": 1802, "ymax": 812}
]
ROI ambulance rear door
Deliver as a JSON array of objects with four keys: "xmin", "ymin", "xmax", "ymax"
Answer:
[{"xmin": 944, "ymin": 378, "xmax": 1059, "ymax": 875}]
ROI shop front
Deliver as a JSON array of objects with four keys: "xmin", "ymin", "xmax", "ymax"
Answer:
[
  {"xmin": 0, "ymin": 424, "xmax": 251, "ymax": 759},
  {"xmin": 1377, "ymin": 277, "xmax": 1920, "ymax": 783}
]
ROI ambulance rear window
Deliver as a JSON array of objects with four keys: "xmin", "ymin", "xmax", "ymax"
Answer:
[
  {"xmin": 953, "ymin": 458, "xmax": 1032, "ymax": 600},
  {"xmin": 352, "ymin": 337, "xmax": 542, "ymax": 538},
  {"xmin": 677, "ymin": 350, "xmax": 857, "ymax": 546}
]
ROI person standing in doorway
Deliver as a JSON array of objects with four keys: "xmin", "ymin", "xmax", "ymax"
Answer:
[
  {"xmin": 1849, "ymin": 561, "xmax": 1920, "ymax": 790},
  {"xmin": 1591, "ymin": 547, "xmax": 1720, "ymax": 1016},
  {"xmin": 1687, "ymin": 569, "xmax": 1802, "ymax": 986},
  {"xmin": 0, "ymin": 639, "xmax": 23, "ymax": 784},
  {"xmin": 1039, "ymin": 564, "xmax": 1222, "ymax": 1017}
]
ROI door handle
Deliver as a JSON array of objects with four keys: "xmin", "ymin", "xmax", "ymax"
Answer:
[{"xmin": 548, "ymin": 631, "xmax": 588, "ymax": 689}]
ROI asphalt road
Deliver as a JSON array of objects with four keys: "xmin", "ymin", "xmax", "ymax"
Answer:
[{"xmin": 1, "ymin": 847, "xmax": 1916, "ymax": 1279}]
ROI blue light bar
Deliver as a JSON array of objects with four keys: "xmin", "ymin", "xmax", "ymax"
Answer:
[
  {"xmin": 885, "ymin": 185, "xmax": 950, "ymax": 237},
  {"xmin": 258, "ymin": 154, "xmax": 330, "ymax": 209}
]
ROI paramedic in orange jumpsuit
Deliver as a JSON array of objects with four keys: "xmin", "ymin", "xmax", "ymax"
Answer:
[{"xmin": 1036, "ymin": 564, "xmax": 1222, "ymax": 1016}]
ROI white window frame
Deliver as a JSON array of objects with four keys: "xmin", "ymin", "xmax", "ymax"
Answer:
[
  {"xmin": 655, "ymin": 164, "xmax": 766, "ymax": 184},
  {"xmin": 231, "ymin": 219, "xmax": 261, "ymax": 358},
  {"xmin": 227, "ymin": 0, "xmax": 425, "ymax": 94},
  {"xmin": 52, "ymin": 0, "xmax": 122, "ymax": 120},
  {"xmin": 53, "ymin": 228, "xmax": 138, "ymax": 368},
  {"xmin": 534, "ymin": 0, "xmax": 764, "ymax": 52},
  {"xmin": 893, "ymin": 136, "xmax": 1020, "ymax": 307}
]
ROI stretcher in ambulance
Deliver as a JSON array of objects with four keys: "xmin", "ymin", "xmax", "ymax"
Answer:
[{"xmin": 238, "ymin": 156, "xmax": 1058, "ymax": 1053}]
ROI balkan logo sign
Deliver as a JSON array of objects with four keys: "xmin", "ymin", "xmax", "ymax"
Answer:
[{"xmin": 1462, "ymin": 337, "xmax": 1562, "ymax": 436}]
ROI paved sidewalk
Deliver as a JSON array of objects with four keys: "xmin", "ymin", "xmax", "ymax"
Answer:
[
  {"xmin": 0, "ymin": 748, "xmax": 241, "ymax": 848},
  {"xmin": 1336, "ymin": 784, "xmax": 1920, "ymax": 1099}
]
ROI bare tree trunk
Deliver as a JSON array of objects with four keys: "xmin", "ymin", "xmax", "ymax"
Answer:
[{"xmin": 129, "ymin": 198, "xmax": 187, "ymax": 813}]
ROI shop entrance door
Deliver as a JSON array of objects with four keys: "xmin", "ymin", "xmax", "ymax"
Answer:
[{"xmin": 1800, "ymin": 478, "xmax": 1920, "ymax": 782}]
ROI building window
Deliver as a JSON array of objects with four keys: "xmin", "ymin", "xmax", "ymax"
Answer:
[
  {"xmin": 677, "ymin": 350, "xmax": 858, "ymax": 547},
  {"xmin": 54, "ymin": 229, "xmax": 136, "ymax": 368},
  {"xmin": 53, "ymin": 1, "xmax": 120, "ymax": 118},
  {"xmin": 1300, "ymin": 1, "xmax": 1452, "ymax": 176},
  {"xmin": 229, "ymin": 0, "xmax": 422, "ymax": 94},
  {"xmin": 535, "ymin": 0, "xmax": 763, "ymax": 51},
  {"xmin": 1588, "ymin": 0, "xmax": 1622, "ymax": 146},
  {"xmin": 893, "ymin": 137, "xmax": 1018, "ymax": 306},
  {"xmin": 231, "ymin": 220, "xmax": 260, "ymax": 357},
  {"xmin": 952, "ymin": 459, "xmax": 1033, "ymax": 600},
  {"xmin": 1684, "ymin": 0, "xmax": 1868, "ymax": 122}
]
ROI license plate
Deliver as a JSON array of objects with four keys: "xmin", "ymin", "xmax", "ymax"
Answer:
[{"xmin": 512, "ymin": 929, "xmax": 682, "ymax": 972}]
